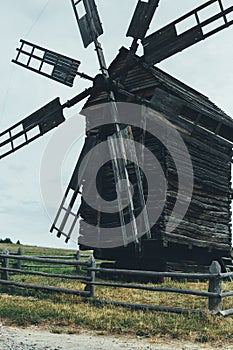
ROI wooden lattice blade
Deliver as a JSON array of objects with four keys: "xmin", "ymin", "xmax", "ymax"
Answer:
[
  {"xmin": 50, "ymin": 135, "xmax": 98, "ymax": 243},
  {"xmin": 71, "ymin": 0, "xmax": 103, "ymax": 48},
  {"xmin": 0, "ymin": 98, "xmax": 65, "ymax": 159},
  {"xmin": 12, "ymin": 40, "xmax": 81, "ymax": 87},
  {"xmin": 142, "ymin": 0, "xmax": 233, "ymax": 65},
  {"xmin": 127, "ymin": 0, "xmax": 160, "ymax": 40}
]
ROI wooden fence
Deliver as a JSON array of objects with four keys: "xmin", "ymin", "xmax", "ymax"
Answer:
[
  {"xmin": 0, "ymin": 248, "xmax": 232, "ymax": 316},
  {"xmin": 87, "ymin": 261, "xmax": 233, "ymax": 316},
  {"xmin": 0, "ymin": 248, "xmax": 96, "ymax": 297},
  {"xmin": 14, "ymin": 249, "xmax": 91, "ymax": 273}
]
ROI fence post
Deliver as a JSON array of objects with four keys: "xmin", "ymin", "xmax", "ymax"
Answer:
[
  {"xmin": 85, "ymin": 255, "xmax": 96, "ymax": 297},
  {"xmin": 17, "ymin": 247, "xmax": 22, "ymax": 270},
  {"xmin": 75, "ymin": 250, "xmax": 80, "ymax": 273},
  {"xmin": 1, "ymin": 248, "xmax": 9, "ymax": 280},
  {"xmin": 208, "ymin": 260, "xmax": 222, "ymax": 314}
]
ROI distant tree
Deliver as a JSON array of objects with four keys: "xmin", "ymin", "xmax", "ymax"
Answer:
[
  {"xmin": 16, "ymin": 240, "xmax": 21, "ymax": 245},
  {"xmin": 0, "ymin": 237, "xmax": 13, "ymax": 244}
]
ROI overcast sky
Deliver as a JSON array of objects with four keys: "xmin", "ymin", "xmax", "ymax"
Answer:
[{"xmin": 0, "ymin": 0, "xmax": 233, "ymax": 249}]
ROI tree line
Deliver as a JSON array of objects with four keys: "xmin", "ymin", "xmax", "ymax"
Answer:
[{"xmin": 0, "ymin": 238, "xmax": 20, "ymax": 244}]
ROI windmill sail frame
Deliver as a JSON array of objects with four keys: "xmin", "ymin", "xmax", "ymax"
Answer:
[
  {"xmin": 142, "ymin": 0, "xmax": 233, "ymax": 64},
  {"xmin": 0, "ymin": 98, "xmax": 65, "ymax": 159},
  {"xmin": 127, "ymin": 0, "xmax": 160, "ymax": 40},
  {"xmin": 12, "ymin": 40, "xmax": 81, "ymax": 87},
  {"xmin": 71, "ymin": 0, "xmax": 104, "ymax": 48}
]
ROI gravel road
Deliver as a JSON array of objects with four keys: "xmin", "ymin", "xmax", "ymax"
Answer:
[{"xmin": 0, "ymin": 325, "xmax": 232, "ymax": 350}]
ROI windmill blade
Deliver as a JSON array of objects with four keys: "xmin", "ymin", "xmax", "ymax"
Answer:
[
  {"xmin": 71, "ymin": 0, "xmax": 103, "ymax": 48},
  {"xmin": 127, "ymin": 0, "xmax": 160, "ymax": 40},
  {"xmin": 0, "ymin": 98, "xmax": 65, "ymax": 159},
  {"xmin": 12, "ymin": 40, "xmax": 81, "ymax": 87},
  {"xmin": 0, "ymin": 85, "xmax": 94, "ymax": 161},
  {"xmin": 50, "ymin": 135, "xmax": 98, "ymax": 243},
  {"xmin": 142, "ymin": 0, "xmax": 233, "ymax": 65}
]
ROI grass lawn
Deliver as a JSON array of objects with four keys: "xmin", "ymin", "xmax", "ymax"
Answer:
[{"xmin": 0, "ymin": 243, "xmax": 232, "ymax": 345}]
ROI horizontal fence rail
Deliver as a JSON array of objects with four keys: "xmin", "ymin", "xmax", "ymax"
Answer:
[
  {"xmin": 34, "ymin": 253, "xmax": 91, "ymax": 259},
  {"xmin": 87, "ymin": 280, "xmax": 219, "ymax": 297},
  {"xmin": 0, "ymin": 254, "xmax": 90, "ymax": 267},
  {"xmin": 88, "ymin": 267, "xmax": 218, "ymax": 280},
  {"xmin": 0, "ymin": 279, "xmax": 90, "ymax": 297},
  {"xmin": 0, "ymin": 267, "xmax": 91, "ymax": 281},
  {"xmin": 0, "ymin": 248, "xmax": 232, "ymax": 316},
  {"xmin": 86, "ymin": 298, "xmax": 205, "ymax": 315}
]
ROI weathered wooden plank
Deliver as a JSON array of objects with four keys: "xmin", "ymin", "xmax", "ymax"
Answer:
[
  {"xmin": 90, "ymin": 281, "xmax": 217, "ymax": 297},
  {"xmin": 208, "ymin": 261, "xmax": 222, "ymax": 314},
  {"xmin": 87, "ymin": 298, "xmax": 204, "ymax": 314},
  {"xmin": 0, "ymin": 279, "xmax": 90, "ymax": 297},
  {"xmin": 220, "ymin": 309, "xmax": 233, "ymax": 317},
  {"xmin": 164, "ymin": 233, "xmax": 230, "ymax": 251},
  {"xmin": 0, "ymin": 254, "xmax": 89, "ymax": 267},
  {"xmin": 0, "ymin": 267, "xmax": 91, "ymax": 281},
  {"xmin": 89, "ymin": 267, "xmax": 216, "ymax": 279},
  {"xmin": 221, "ymin": 291, "xmax": 233, "ymax": 297},
  {"xmin": 1, "ymin": 248, "xmax": 9, "ymax": 281}
]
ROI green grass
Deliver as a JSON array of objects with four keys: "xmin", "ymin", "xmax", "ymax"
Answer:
[
  {"xmin": 0, "ymin": 243, "xmax": 77, "ymax": 256},
  {"xmin": 0, "ymin": 243, "xmax": 232, "ymax": 345}
]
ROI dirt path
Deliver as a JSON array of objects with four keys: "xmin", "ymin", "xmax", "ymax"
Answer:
[{"xmin": 0, "ymin": 325, "xmax": 232, "ymax": 350}]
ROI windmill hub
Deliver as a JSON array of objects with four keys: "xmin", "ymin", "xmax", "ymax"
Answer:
[{"xmin": 93, "ymin": 74, "xmax": 110, "ymax": 92}]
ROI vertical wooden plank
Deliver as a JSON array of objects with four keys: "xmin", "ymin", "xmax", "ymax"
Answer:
[
  {"xmin": 208, "ymin": 261, "xmax": 222, "ymax": 314},
  {"xmin": 75, "ymin": 250, "xmax": 80, "ymax": 273},
  {"xmin": 85, "ymin": 255, "xmax": 96, "ymax": 297},
  {"xmin": 17, "ymin": 247, "xmax": 22, "ymax": 270},
  {"xmin": 1, "ymin": 248, "xmax": 9, "ymax": 280}
]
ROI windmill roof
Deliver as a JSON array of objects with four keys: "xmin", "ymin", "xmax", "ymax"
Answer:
[
  {"xmin": 85, "ymin": 47, "xmax": 233, "ymax": 144},
  {"xmin": 109, "ymin": 47, "xmax": 233, "ymax": 125}
]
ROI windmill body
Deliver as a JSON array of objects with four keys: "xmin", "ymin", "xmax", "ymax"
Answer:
[
  {"xmin": 79, "ymin": 47, "xmax": 233, "ymax": 272},
  {"xmin": 1, "ymin": 0, "xmax": 233, "ymax": 272}
]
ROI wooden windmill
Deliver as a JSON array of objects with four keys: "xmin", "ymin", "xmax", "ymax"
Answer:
[{"xmin": 1, "ymin": 0, "xmax": 233, "ymax": 272}]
